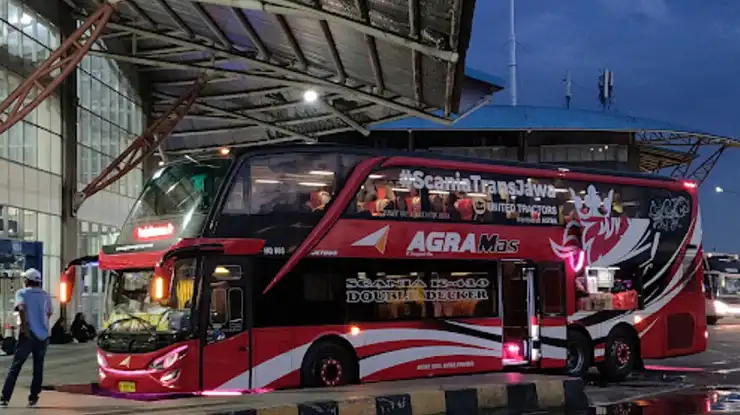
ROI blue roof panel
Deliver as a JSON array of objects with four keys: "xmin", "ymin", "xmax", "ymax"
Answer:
[
  {"xmin": 371, "ymin": 105, "xmax": 723, "ymax": 139},
  {"xmin": 464, "ymin": 67, "xmax": 506, "ymax": 89}
]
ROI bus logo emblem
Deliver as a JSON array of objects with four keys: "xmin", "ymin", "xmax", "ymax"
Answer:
[
  {"xmin": 119, "ymin": 356, "xmax": 131, "ymax": 368},
  {"xmin": 352, "ymin": 225, "xmax": 390, "ymax": 254}
]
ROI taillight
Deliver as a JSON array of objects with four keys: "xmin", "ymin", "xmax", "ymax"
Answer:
[
  {"xmin": 149, "ymin": 345, "xmax": 188, "ymax": 370},
  {"xmin": 682, "ymin": 180, "xmax": 697, "ymax": 189},
  {"xmin": 59, "ymin": 281, "xmax": 69, "ymax": 304}
]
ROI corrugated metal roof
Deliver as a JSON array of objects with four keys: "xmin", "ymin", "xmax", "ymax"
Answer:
[
  {"xmin": 371, "ymin": 104, "xmax": 732, "ymax": 141},
  {"xmin": 71, "ymin": 0, "xmax": 493, "ymax": 152}
]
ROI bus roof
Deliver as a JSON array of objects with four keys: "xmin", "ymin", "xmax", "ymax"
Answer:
[{"xmin": 230, "ymin": 144, "xmax": 680, "ymax": 184}]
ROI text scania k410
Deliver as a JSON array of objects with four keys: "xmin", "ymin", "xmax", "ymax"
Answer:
[{"xmin": 63, "ymin": 145, "xmax": 705, "ymax": 394}]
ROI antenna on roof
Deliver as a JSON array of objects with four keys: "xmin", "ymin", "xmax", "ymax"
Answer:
[
  {"xmin": 564, "ymin": 70, "xmax": 572, "ymax": 109},
  {"xmin": 509, "ymin": 0, "xmax": 518, "ymax": 106},
  {"xmin": 598, "ymin": 69, "xmax": 614, "ymax": 111}
]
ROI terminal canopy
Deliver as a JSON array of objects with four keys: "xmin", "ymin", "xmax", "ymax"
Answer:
[{"xmin": 71, "ymin": 0, "xmax": 489, "ymax": 153}]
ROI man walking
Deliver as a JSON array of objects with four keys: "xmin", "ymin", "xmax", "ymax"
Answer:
[{"xmin": 1, "ymin": 268, "xmax": 51, "ymax": 407}]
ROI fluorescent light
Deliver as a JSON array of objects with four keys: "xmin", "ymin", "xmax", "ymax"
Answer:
[
  {"xmin": 255, "ymin": 179, "xmax": 280, "ymax": 184},
  {"xmin": 429, "ymin": 190, "xmax": 448, "ymax": 195},
  {"xmin": 468, "ymin": 193, "xmax": 487, "ymax": 197},
  {"xmin": 309, "ymin": 170, "xmax": 334, "ymax": 176},
  {"xmin": 303, "ymin": 89, "xmax": 318, "ymax": 103},
  {"xmin": 368, "ymin": 174, "xmax": 384, "ymax": 179},
  {"xmin": 298, "ymin": 182, "xmax": 326, "ymax": 187},
  {"xmin": 391, "ymin": 188, "xmax": 410, "ymax": 192}
]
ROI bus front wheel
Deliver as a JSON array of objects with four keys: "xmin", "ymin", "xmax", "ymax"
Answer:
[{"xmin": 301, "ymin": 341, "xmax": 358, "ymax": 388}]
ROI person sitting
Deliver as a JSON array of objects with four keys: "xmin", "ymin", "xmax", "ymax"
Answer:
[
  {"xmin": 70, "ymin": 313, "xmax": 96, "ymax": 343},
  {"xmin": 50, "ymin": 318, "xmax": 73, "ymax": 345}
]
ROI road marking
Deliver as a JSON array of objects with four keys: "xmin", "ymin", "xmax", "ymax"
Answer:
[
  {"xmin": 644, "ymin": 365, "xmax": 704, "ymax": 372},
  {"xmin": 715, "ymin": 367, "xmax": 740, "ymax": 374}
]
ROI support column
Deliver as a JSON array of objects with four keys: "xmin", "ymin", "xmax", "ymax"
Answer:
[
  {"xmin": 628, "ymin": 133, "xmax": 641, "ymax": 172},
  {"xmin": 59, "ymin": 13, "xmax": 79, "ymax": 321}
]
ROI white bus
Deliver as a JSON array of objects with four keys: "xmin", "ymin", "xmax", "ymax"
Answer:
[{"xmin": 705, "ymin": 253, "xmax": 740, "ymax": 324}]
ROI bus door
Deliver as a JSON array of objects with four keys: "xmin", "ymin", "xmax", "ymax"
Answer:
[
  {"xmin": 499, "ymin": 260, "xmax": 535, "ymax": 365},
  {"xmin": 199, "ymin": 256, "xmax": 252, "ymax": 391},
  {"xmin": 535, "ymin": 262, "xmax": 567, "ymax": 369}
]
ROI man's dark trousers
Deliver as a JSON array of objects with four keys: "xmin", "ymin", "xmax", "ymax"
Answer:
[{"xmin": 1, "ymin": 333, "xmax": 47, "ymax": 402}]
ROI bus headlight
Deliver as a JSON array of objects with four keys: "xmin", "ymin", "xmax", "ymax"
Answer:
[
  {"xmin": 97, "ymin": 351, "xmax": 107, "ymax": 368},
  {"xmin": 714, "ymin": 300, "xmax": 729, "ymax": 314},
  {"xmin": 149, "ymin": 345, "xmax": 188, "ymax": 370}
]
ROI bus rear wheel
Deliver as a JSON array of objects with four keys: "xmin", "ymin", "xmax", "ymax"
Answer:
[
  {"xmin": 301, "ymin": 341, "xmax": 357, "ymax": 388},
  {"xmin": 598, "ymin": 328, "xmax": 638, "ymax": 382}
]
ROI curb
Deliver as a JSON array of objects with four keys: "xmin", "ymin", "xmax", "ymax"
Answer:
[{"xmin": 206, "ymin": 378, "xmax": 589, "ymax": 415}]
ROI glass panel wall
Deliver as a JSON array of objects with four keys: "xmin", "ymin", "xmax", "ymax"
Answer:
[{"xmin": 0, "ymin": 1, "xmax": 63, "ymax": 296}]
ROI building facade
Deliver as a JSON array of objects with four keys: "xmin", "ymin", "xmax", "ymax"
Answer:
[{"xmin": 0, "ymin": 0, "xmax": 145, "ymax": 327}]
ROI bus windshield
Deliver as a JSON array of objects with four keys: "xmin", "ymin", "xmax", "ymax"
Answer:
[
  {"xmin": 116, "ymin": 158, "xmax": 232, "ymax": 246},
  {"xmin": 103, "ymin": 262, "xmax": 196, "ymax": 334},
  {"xmin": 708, "ymin": 256, "xmax": 740, "ymax": 274}
]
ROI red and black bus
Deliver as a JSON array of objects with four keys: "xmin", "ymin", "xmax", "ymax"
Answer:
[{"xmin": 87, "ymin": 145, "xmax": 706, "ymax": 394}]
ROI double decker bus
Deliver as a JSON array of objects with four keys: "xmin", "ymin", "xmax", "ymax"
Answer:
[
  {"xmin": 704, "ymin": 253, "xmax": 740, "ymax": 324},
  {"xmin": 88, "ymin": 145, "xmax": 706, "ymax": 394}
]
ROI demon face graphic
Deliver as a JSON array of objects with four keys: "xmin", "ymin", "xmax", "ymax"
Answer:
[{"xmin": 550, "ymin": 185, "xmax": 653, "ymax": 268}]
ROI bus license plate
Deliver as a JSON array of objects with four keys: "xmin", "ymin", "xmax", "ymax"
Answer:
[{"xmin": 118, "ymin": 381, "xmax": 136, "ymax": 393}]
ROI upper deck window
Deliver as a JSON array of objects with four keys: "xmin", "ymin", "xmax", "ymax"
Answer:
[
  {"xmin": 346, "ymin": 166, "xmax": 688, "ymax": 230},
  {"xmin": 223, "ymin": 153, "xmax": 364, "ymax": 215}
]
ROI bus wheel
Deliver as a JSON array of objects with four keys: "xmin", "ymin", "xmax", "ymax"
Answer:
[
  {"xmin": 598, "ymin": 328, "xmax": 638, "ymax": 382},
  {"xmin": 301, "ymin": 341, "xmax": 357, "ymax": 388},
  {"xmin": 707, "ymin": 316, "xmax": 719, "ymax": 325},
  {"xmin": 566, "ymin": 330, "xmax": 591, "ymax": 378}
]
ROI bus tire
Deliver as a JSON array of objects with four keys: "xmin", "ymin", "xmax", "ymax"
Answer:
[
  {"xmin": 301, "ymin": 341, "xmax": 357, "ymax": 388},
  {"xmin": 707, "ymin": 316, "xmax": 720, "ymax": 325},
  {"xmin": 598, "ymin": 327, "xmax": 638, "ymax": 382},
  {"xmin": 565, "ymin": 329, "xmax": 591, "ymax": 378}
]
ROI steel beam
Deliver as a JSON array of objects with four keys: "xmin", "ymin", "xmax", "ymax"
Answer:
[
  {"xmin": 408, "ymin": 0, "xmax": 423, "ymax": 106},
  {"xmin": 153, "ymin": 0, "xmax": 195, "ymax": 38},
  {"xmin": 152, "ymin": 91, "xmax": 317, "ymax": 142},
  {"xmin": 669, "ymin": 139, "xmax": 701, "ymax": 179},
  {"xmin": 275, "ymin": 14, "xmax": 308, "ymax": 70},
  {"xmin": 230, "ymin": 7, "xmax": 271, "ymax": 60},
  {"xmin": 686, "ymin": 145, "xmax": 727, "ymax": 185},
  {"xmin": 89, "ymin": 25, "xmax": 451, "ymax": 124},
  {"xmin": 322, "ymin": 99, "xmax": 370, "ymax": 136},
  {"xmin": 0, "ymin": 2, "xmax": 120, "ymax": 136},
  {"xmin": 183, "ymin": 0, "xmax": 459, "ymax": 63},
  {"xmin": 72, "ymin": 78, "xmax": 207, "ymax": 215}
]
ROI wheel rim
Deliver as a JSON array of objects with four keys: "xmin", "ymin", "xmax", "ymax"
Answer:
[
  {"xmin": 567, "ymin": 343, "xmax": 584, "ymax": 374},
  {"xmin": 319, "ymin": 358, "xmax": 342, "ymax": 386},
  {"xmin": 612, "ymin": 340, "xmax": 631, "ymax": 369}
]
